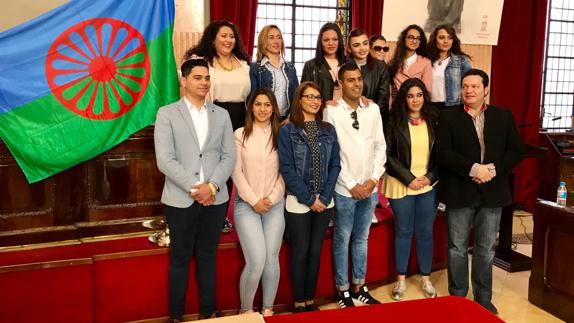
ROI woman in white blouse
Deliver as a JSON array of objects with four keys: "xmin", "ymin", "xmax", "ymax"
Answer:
[
  {"xmin": 232, "ymin": 88, "xmax": 285, "ymax": 317},
  {"xmin": 185, "ymin": 20, "xmax": 252, "ymax": 231},
  {"xmin": 184, "ymin": 20, "xmax": 251, "ymax": 130}
]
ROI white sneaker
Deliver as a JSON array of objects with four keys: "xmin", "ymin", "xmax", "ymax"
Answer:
[
  {"xmin": 391, "ymin": 281, "xmax": 406, "ymax": 301},
  {"xmin": 422, "ymin": 280, "xmax": 437, "ymax": 298}
]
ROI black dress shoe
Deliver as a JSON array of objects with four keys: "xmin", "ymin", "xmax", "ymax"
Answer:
[
  {"xmin": 305, "ymin": 303, "xmax": 319, "ymax": 311},
  {"xmin": 198, "ymin": 312, "xmax": 217, "ymax": 320},
  {"xmin": 292, "ymin": 306, "xmax": 306, "ymax": 313}
]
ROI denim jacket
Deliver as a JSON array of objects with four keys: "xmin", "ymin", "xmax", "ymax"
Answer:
[
  {"xmin": 444, "ymin": 54, "xmax": 472, "ymax": 106},
  {"xmin": 278, "ymin": 122, "xmax": 341, "ymax": 207},
  {"xmin": 249, "ymin": 59, "xmax": 299, "ymax": 115}
]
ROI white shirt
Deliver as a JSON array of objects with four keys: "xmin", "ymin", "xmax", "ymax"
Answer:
[
  {"xmin": 431, "ymin": 56, "xmax": 449, "ymax": 102},
  {"xmin": 404, "ymin": 53, "xmax": 418, "ymax": 71},
  {"xmin": 184, "ymin": 97, "xmax": 208, "ymax": 183},
  {"xmin": 208, "ymin": 57, "xmax": 251, "ymax": 102},
  {"xmin": 325, "ymin": 98, "xmax": 387, "ymax": 197}
]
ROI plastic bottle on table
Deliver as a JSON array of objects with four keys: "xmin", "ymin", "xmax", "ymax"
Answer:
[{"xmin": 557, "ymin": 181, "xmax": 567, "ymax": 207}]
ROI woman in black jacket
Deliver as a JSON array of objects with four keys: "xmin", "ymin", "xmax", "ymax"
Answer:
[
  {"xmin": 301, "ymin": 22, "xmax": 346, "ymax": 101},
  {"xmin": 383, "ymin": 78, "xmax": 439, "ymax": 301},
  {"xmin": 346, "ymin": 28, "xmax": 390, "ymax": 120}
]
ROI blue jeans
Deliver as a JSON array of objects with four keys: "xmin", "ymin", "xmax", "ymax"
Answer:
[
  {"xmin": 234, "ymin": 197, "xmax": 285, "ymax": 310},
  {"xmin": 333, "ymin": 192, "xmax": 378, "ymax": 290},
  {"xmin": 388, "ymin": 189, "xmax": 438, "ymax": 275},
  {"xmin": 446, "ymin": 205, "xmax": 501, "ymax": 304}
]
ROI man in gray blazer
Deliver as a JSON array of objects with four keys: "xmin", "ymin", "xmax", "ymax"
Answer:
[{"xmin": 154, "ymin": 59, "xmax": 235, "ymax": 322}]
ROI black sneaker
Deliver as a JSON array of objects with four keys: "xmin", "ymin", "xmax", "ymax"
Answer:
[
  {"xmin": 222, "ymin": 217, "xmax": 233, "ymax": 233},
  {"xmin": 337, "ymin": 290, "xmax": 355, "ymax": 308},
  {"xmin": 351, "ymin": 285, "xmax": 380, "ymax": 305}
]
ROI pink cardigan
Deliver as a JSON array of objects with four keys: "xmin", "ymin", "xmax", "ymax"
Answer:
[
  {"xmin": 231, "ymin": 127, "xmax": 285, "ymax": 207},
  {"xmin": 393, "ymin": 55, "xmax": 433, "ymax": 95}
]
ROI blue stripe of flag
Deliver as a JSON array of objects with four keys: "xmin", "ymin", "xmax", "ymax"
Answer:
[{"xmin": 0, "ymin": 0, "xmax": 174, "ymax": 114}]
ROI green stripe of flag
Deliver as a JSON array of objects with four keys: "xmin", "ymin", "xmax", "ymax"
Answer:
[{"xmin": 0, "ymin": 26, "xmax": 180, "ymax": 183}]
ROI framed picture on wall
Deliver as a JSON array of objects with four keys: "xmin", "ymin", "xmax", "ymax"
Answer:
[{"xmin": 382, "ymin": 0, "xmax": 504, "ymax": 45}]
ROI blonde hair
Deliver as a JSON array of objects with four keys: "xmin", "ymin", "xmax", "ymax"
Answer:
[{"xmin": 256, "ymin": 25, "xmax": 285, "ymax": 62}]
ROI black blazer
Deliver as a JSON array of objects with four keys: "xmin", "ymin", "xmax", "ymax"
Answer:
[
  {"xmin": 361, "ymin": 59, "xmax": 390, "ymax": 120},
  {"xmin": 301, "ymin": 57, "xmax": 346, "ymax": 101},
  {"xmin": 437, "ymin": 105, "xmax": 524, "ymax": 208},
  {"xmin": 384, "ymin": 118, "xmax": 439, "ymax": 187}
]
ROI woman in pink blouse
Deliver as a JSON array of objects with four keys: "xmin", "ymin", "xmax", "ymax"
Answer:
[
  {"xmin": 232, "ymin": 88, "xmax": 285, "ymax": 317},
  {"xmin": 389, "ymin": 24, "xmax": 433, "ymax": 98}
]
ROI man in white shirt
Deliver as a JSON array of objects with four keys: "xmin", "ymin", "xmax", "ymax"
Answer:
[
  {"xmin": 325, "ymin": 63, "xmax": 387, "ymax": 308},
  {"xmin": 154, "ymin": 59, "xmax": 235, "ymax": 322}
]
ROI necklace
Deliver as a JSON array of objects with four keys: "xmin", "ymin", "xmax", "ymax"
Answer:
[
  {"xmin": 217, "ymin": 57, "xmax": 234, "ymax": 71},
  {"xmin": 437, "ymin": 55, "xmax": 450, "ymax": 66},
  {"xmin": 409, "ymin": 116, "xmax": 424, "ymax": 126}
]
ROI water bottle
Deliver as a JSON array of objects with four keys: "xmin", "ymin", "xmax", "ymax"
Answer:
[{"xmin": 557, "ymin": 181, "xmax": 567, "ymax": 207}]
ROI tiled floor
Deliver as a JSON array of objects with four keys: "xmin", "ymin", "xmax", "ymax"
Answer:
[{"xmin": 319, "ymin": 215, "xmax": 565, "ymax": 323}]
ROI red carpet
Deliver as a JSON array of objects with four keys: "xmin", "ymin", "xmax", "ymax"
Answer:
[{"xmin": 265, "ymin": 296, "xmax": 504, "ymax": 323}]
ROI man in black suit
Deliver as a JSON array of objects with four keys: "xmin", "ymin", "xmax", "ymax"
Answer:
[{"xmin": 437, "ymin": 69, "xmax": 524, "ymax": 315}]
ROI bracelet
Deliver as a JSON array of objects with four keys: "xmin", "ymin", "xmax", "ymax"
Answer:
[{"xmin": 370, "ymin": 178, "xmax": 379, "ymax": 186}]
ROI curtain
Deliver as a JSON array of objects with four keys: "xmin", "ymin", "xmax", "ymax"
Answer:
[
  {"xmin": 352, "ymin": 0, "xmax": 384, "ymax": 36},
  {"xmin": 209, "ymin": 0, "xmax": 258, "ymax": 56},
  {"xmin": 490, "ymin": 0, "xmax": 549, "ymax": 210}
]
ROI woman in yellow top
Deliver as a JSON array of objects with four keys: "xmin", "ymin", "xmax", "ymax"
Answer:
[{"xmin": 383, "ymin": 78, "xmax": 439, "ymax": 301}]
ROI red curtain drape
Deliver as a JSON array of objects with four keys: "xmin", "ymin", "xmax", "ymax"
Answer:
[
  {"xmin": 352, "ymin": 0, "xmax": 384, "ymax": 36},
  {"xmin": 209, "ymin": 0, "xmax": 258, "ymax": 56},
  {"xmin": 490, "ymin": 0, "xmax": 548, "ymax": 210}
]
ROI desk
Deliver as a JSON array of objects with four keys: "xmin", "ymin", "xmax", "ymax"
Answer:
[
  {"xmin": 529, "ymin": 200, "xmax": 574, "ymax": 323},
  {"xmin": 265, "ymin": 296, "xmax": 503, "ymax": 323}
]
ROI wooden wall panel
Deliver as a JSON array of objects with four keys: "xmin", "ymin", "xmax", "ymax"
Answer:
[
  {"xmin": 173, "ymin": 31, "xmax": 203, "ymax": 65},
  {"xmin": 0, "ymin": 142, "xmax": 56, "ymax": 231}
]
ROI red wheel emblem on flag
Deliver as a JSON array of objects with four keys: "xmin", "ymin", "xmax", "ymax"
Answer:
[{"xmin": 46, "ymin": 18, "xmax": 150, "ymax": 120}]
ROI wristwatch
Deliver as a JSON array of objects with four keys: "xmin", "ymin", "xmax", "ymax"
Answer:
[{"xmin": 208, "ymin": 182, "xmax": 219, "ymax": 197}]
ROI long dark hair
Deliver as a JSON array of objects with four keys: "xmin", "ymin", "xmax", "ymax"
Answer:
[
  {"xmin": 183, "ymin": 20, "xmax": 250, "ymax": 65},
  {"xmin": 313, "ymin": 22, "xmax": 346, "ymax": 67},
  {"xmin": 289, "ymin": 82, "xmax": 328, "ymax": 129},
  {"xmin": 346, "ymin": 28, "xmax": 376, "ymax": 70},
  {"xmin": 243, "ymin": 88, "xmax": 281, "ymax": 151},
  {"xmin": 389, "ymin": 24, "xmax": 429, "ymax": 77},
  {"xmin": 427, "ymin": 24, "xmax": 470, "ymax": 63},
  {"xmin": 390, "ymin": 78, "xmax": 438, "ymax": 128}
]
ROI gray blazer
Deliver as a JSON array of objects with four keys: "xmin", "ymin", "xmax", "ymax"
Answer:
[{"xmin": 154, "ymin": 98, "xmax": 236, "ymax": 207}]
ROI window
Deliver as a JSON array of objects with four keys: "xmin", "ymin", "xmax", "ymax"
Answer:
[
  {"xmin": 254, "ymin": 0, "xmax": 351, "ymax": 80},
  {"xmin": 541, "ymin": 0, "xmax": 574, "ymax": 130}
]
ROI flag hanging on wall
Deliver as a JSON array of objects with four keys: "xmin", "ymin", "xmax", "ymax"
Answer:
[{"xmin": 0, "ymin": 0, "xmax": 180, "ymax": 183}]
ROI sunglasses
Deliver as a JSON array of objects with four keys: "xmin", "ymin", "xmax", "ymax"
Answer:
[
  {"xmin": 373, "ymin": 45, "xmax": 390, "ymax": 53},
  {"xmin": 351, "ymin": 111, "xmax": 359, "ymax": 130}
]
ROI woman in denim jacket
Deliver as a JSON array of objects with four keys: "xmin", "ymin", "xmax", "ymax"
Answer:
[
  {"xmin": 427, "ymin": 24, "xmax": 472, "ymax": 110},
  {"xmin": 278, "ymin": 82, "xmax": 341, "ymax": 313},
  {"xmin": 250, "ymin": 25, "xmax": 299, "ymax": 122}
]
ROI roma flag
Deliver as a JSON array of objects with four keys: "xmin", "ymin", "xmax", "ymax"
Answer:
[{"xmin": 0, "ymin": 0, "xmax": 179, "ymax": 183}]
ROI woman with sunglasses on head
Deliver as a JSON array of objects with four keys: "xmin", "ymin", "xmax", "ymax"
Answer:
[
  {"xmin": 346, "ymin": 28, "xmax": 390, "ymax": 120},
  {"xmin": 232, "ymin": 88, "xmax": 285, "ymax": 317},
  {"xmin": 184, "ymin": 20, "xmax": 251, "ymax": 232},
  {"xmin": 250, "ymin": 25, "xmax": 299, "ymax": 122},
  {"xmin": 383, "ymin": 78, "xmax": 439, "ymax": 301},
  {"xmin": 427, "ymin": 24, "xmax": 471, "ymax": 110},
  {"xmin": 389, "ymin": 25, "xmax": 433, "ymax": 99},
  {"xmin": 301, "ymin": 22, "xmax": 347, "ymax": 102},
  {"xmin": 278, "ymin": 82, "xmax": 341, "ymax": 313},
  {"xmin": 369, "ymin": 35, "xmax": 390, "ymax": 62}
]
